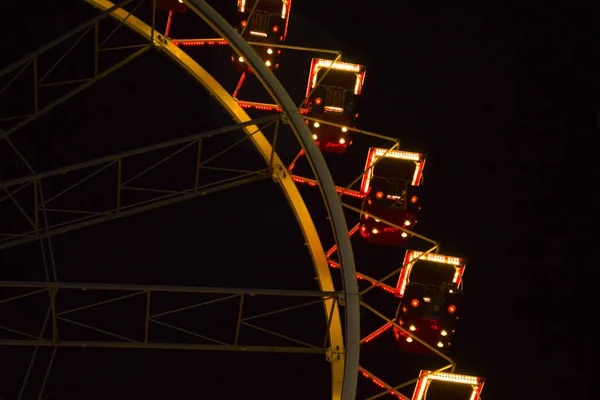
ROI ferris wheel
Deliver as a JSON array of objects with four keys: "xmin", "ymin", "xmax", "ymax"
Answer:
[{"xmin": 0, "ymin": 1, "xmax": 487, "ymax": 399}]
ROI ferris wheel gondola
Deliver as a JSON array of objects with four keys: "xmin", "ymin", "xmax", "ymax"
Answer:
[
  {"xmin": 359, "ymin": 148, "xmax": 426, "ymax": 246},
  {"xmin": 304, "ymin": 58, "xmax": 367, "ymax": 153},
  {"xmin": 232, "ymin": 0, "xmax": 292, "ymax": 73},
  {"xmin": 393, "ymin": 250, "xmax": 467, "ymax": 356}
]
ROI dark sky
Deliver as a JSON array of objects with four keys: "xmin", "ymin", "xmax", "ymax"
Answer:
[{"xmin": 0, "ymin": 1, "xmax": 598, "ymax": 399}]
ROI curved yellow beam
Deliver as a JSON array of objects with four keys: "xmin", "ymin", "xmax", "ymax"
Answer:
[{"xmin": 84, "ymin": 1, "xmax": 345, "ymax": 397}]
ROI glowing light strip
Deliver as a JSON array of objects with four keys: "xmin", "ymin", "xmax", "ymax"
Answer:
[
  {"xmin": 324, "ymin": 105, "xmax": 344, "ymax": 113},
  {"xmin": 360, "ymin": 370, "xmax": 408, "ymax": 399},
  {"xmin": 412, "ymin": 371, "xmax": 485, "ymax": 400},
  {"xmin": 327, "ymin": 260, "xmax": 396, "ymax": 294},
  {"xmin": 281, "ymin": 0, "xmax": 288, "ymax": 18},
  {"xmin": 315, "ymin": 59, "xmax": 362, "ymax": 72},
  {"xmin": 360, "ymin": 149, "xmax": 377, "ymax": 194},
  {"xmin": 396, "ymin": 251, "xmax": 414, "ymax": 296},
  {"xmin": 408, "ymin": 251, "xmax": 463, "ymax": 266},
  {"xmin": 362, "ymin": 322, "xmax": 393, "ymax": 343},
  {"xmin": 291, "ymin": 175, "xmax": 365, "ymax": 198},
  {"xmin": 414, "ymin": 377, "xmax": 427, "ymax": 400},
  {"xmin": 374, "ymin": 148, "xmax": 421, "ymax": 161},
  {"xmin": 236, "ymin": 101, "xmax": 308, "ymax": 114},
  {"xmin": 249, "ymin": 31, "xmax": 267, "ymax": 37},
  {"xmin": 172, "ymin": 39, "xmax": 228, "ymax": 46},
  {"xmin": 327, "ymin": 224, "xmax": 361, "ymax": 257},
  {"xmin": 282, "ymin": 0, "xmax": 292, "ymax": 40},
  {"xmin": 426, "ymin": 372, "xmax": 481, "ymax": 385}
]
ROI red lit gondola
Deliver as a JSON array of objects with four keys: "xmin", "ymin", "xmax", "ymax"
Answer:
[
  {"xmin": 359, "ymin": 148, "xmax": 425, "ymax": 246},
  {"xmin": 304, "ymin": 58, "xmax": 366, "ymax": 153},
  {"xmin": 393, "ymin": 250, "xmax": 466, "ymax": 356},
  {"xmin": 232, "ymin": 0, "xmax": 292, "ymax": 73}
]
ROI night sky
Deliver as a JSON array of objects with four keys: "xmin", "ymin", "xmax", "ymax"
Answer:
[{"xmin": 0, "ymin": 1, "xmax": 597, "ymax": 399}]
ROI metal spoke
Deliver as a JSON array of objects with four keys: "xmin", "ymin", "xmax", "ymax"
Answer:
[
  {"xmin": 37, "ymin": 345, "xmax": 58, "ymax": 400},
  {"xmin": 17, "ymin": 306, "xmax": 52, "ymax": 400},
  {"xmin": 0, "ymin": 325, "xmax": 42, "ymax": 341}
]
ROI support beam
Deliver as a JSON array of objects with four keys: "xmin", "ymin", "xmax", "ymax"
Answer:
[
  {"xmin": 0, "ymin": 115, "xmax": 277, "ymax": 190},
  {"xmin": 0, "ymin": 172, "xmax": 269, "ymax": 250},
  {"xmin": 0, "ymin": 281, "xmax": 338, "ymax": 297},
  {"xmin": 0, "ymin": 340, "xmax": 324, "ymax": 354},
  {"xmin": 0, "ymin": 282, "xmax": 337, "ymax": 354}
]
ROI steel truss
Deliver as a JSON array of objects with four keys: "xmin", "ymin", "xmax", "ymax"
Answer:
[
  {"xmin": 1, "ymin": 1, "xmax": 359, "ymax": 399},
  {"xmin": 0, "ymin": 115, "xmax": 279, "ymax": 250},
  {"xmin": 0, "ymin": 0, "xmax": 145, "ymax": 141},
  {"xmin": 0, "ymin": 281, "xmax": 338, "ymax": 354},
  {"xmin": 0, "ymin": 281, "xmax": 339, "ymax": 398}
]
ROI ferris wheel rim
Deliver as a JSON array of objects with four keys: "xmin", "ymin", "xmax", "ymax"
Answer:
[{"xmin": 80, "ymin": 0, "xmax": 360, "ymax": 399}]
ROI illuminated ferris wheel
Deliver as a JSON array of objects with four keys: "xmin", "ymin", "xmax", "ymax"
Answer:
[{"xmin": 0, "ymin": 1, "xmax": 486, "ymax": 399}]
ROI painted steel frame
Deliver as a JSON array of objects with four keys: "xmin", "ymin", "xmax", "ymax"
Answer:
[
  {"xmin": 0, "ymin": 115, "xmax": 279, "ymax": 249},
  {"xmin": 0, "ymin": 281, "xmax": 339, "ymax": 355}
]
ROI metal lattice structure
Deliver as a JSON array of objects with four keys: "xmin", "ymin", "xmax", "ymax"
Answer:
[{"xmin": 0, "ymin": 1, "xmax": 487, "ymax": 399}]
